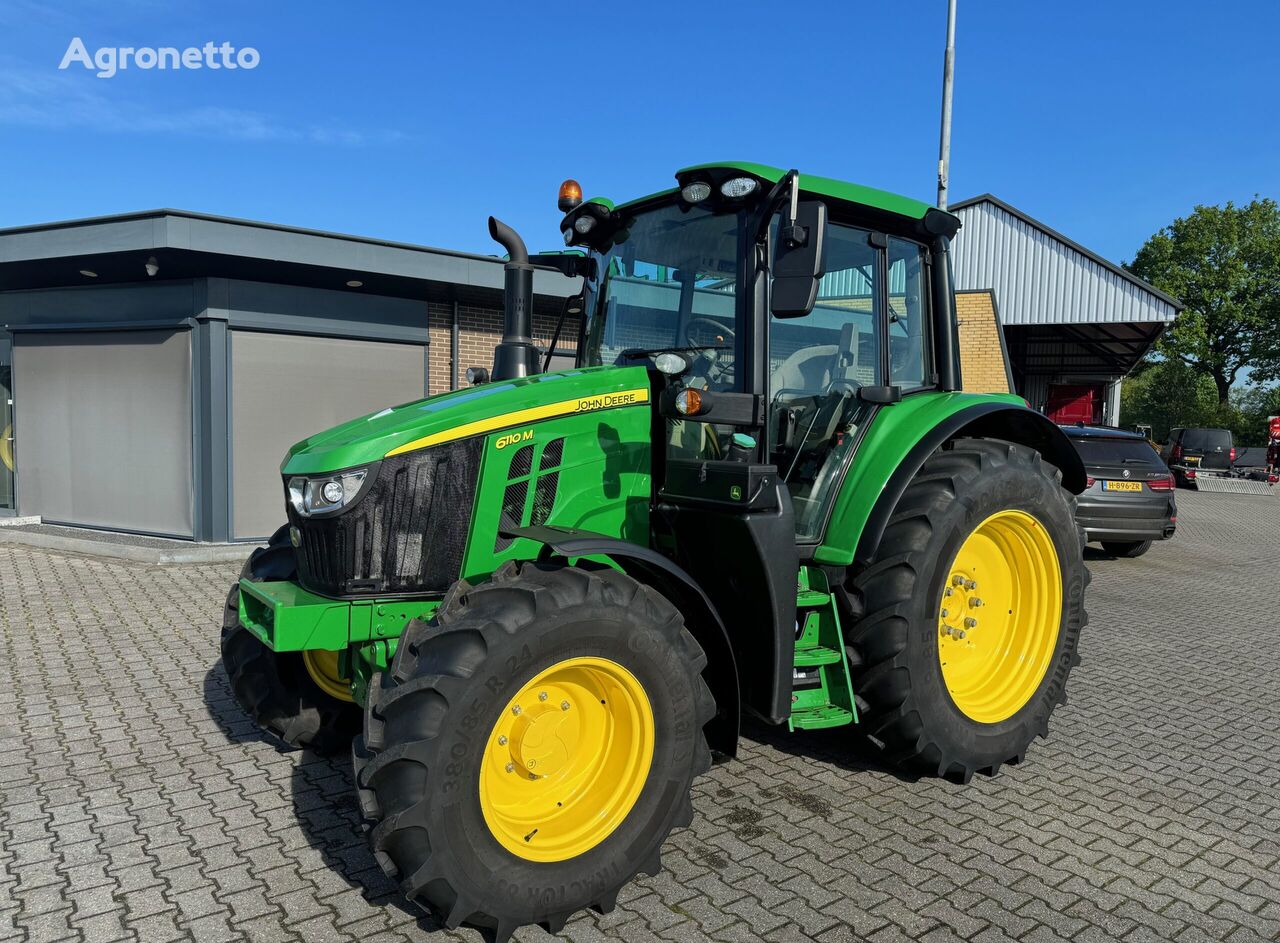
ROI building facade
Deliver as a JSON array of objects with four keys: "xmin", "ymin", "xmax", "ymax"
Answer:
[
  {"xmin": 949, "ymin": 194, "xmax": 1180, "ymax": 424},
  {"xmin": 0, "ymin": 210, "xmax": 575, "ymax": 540}
]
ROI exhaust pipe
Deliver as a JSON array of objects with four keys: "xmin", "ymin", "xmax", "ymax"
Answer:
[{"xmin": 488, "ymin": 216, "xmax": 540, "ymax": 381}]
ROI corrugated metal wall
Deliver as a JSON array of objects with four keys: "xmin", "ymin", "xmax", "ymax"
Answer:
[{"xmin": 951, "ymin": 201, "xmax": 1179, "ymax": 326}]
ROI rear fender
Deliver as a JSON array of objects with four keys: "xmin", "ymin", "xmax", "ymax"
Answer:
[
  {"xmin": 812, "ymin": 395, "xmax": 1086, "ymax": 568},
  {"xmin": 852, "ymin": 403, "xmax": 1086, "ymax": 566},
  {"xmin": 503, "ymin": 525, "xmax": 741, "ymax": 758}
]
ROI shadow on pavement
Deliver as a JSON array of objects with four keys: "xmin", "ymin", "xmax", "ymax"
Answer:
[
  {"xmin": 201, "ymin": 661, "xmax": 451, "ymax": 937},
  {"xmin": 740, "ymin": 715, "xmax": 925, "ymax": 784}
]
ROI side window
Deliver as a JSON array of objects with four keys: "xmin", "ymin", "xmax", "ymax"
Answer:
[
  {"xmin": 888, "ymin": 238, "xmax": 931, "ymax": 390},
  {"xmin": 768, "ymin": 223, "xmax": 881, "ymax": 540},
  {"xmin": 770, "ymin": 224, "xmax": 879, "ymax": 395}
]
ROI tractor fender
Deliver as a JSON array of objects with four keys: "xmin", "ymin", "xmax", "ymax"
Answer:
[
  {"xmin": 503, "ymin": 525, "xmax": 741, "ymax": 759},
  {"xmin": 853, "ymin": 403, "xmax": 1086, "ymax": 566}
]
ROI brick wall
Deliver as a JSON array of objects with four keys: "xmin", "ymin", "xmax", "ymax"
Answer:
[
  {"xmin": 426, "ymin": 303, "xmax": 580, "ymax": 395},
  {"xmin": 956, "ymin": 290, "xmax": 1011, "ymax": 395}
]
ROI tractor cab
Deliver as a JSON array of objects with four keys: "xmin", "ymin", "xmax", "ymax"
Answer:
[{"xmin": 550, "ymin": 163, "xmax": 971, "ymax": 725}]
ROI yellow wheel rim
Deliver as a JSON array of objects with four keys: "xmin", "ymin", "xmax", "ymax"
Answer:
[
  {"xmin": 302, "ymin": 649, "xmax": 354, "ymax": 702},
  {"xmin": 479, "ymin": 656, "xmax": 655, "ymax": 862},
  {"xmin": 938, "ymin": 510, "xmax": 1062, "ymax": 724}
]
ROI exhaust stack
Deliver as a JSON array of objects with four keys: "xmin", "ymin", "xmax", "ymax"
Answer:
[{"xmin": 488, "ymin": 216, "xmax": 540, "ymax": 381}]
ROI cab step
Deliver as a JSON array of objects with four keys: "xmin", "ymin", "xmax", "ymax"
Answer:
[
  {"xmin": 793, "ymin": 645, "xmax": 843, "ymax": 667},
  {"xmin": 788, "ymin": 567, "xmax": 860, "ymax": 733},
  {"xmin": 789, "ymin": 705, "xmax": 855, "ymax": 730}
]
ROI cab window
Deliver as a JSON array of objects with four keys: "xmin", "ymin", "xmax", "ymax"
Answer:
[{"xmin": 768, "ymin": 222, "xmax": 881, "ymax": 539}]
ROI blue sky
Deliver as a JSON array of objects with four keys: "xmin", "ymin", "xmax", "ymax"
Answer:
[{"xmin": 2, "ymin": 0, "xmax": 1278, "ymax": 264}]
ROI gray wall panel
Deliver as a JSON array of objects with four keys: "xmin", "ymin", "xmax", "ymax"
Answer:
[
  {"xmin": 231, "ymin": 331, "xmax": 424, "ymax": 539},
  {"xmin": 13, "ymin": 330, "xmax": 194, "ymax": 535}
]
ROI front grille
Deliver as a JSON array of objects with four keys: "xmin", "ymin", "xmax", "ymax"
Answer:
[{"xmin": 288, "ymin": 438, "xmax": 482, "ymax": 598}]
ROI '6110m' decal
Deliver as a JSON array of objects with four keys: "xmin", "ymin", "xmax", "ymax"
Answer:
[{"xmin": 384, "ymin": 387, "xmax": 650, "ymax": 457}]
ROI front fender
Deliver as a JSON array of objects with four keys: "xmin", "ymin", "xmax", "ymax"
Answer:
[{"xmin": 814, "ymin": 394, "xmax": 1086, "ymax": 568}]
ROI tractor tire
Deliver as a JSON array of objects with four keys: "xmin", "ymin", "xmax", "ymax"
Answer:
[
  {"xmin": 844, "ymin": 438, "xmax": 1087, "ymax": 784},
  {"xmin": 220, "ymin": 525, "xmax": 361, "ymax": 754},
  {"xmin": 1101, "ymin": 539, "xmax": 1151, "ymax": 558},
  {"xmin": 353, "ymin": 561, "xmax": 715, "ymax": 943}
]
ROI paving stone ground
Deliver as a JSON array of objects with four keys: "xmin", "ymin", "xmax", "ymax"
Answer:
[{"xmin": 2, "ymin": 490, "xmax": 1279, "ymax": 943}]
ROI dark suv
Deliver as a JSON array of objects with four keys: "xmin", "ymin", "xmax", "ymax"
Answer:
[
  {"xmin": 1063, "ymin": 424, "xmax": 1177, "ymax": 557},
  {"xmin": 1161, "ymin": 427, "xmax": 1235, "ymax": 486}
]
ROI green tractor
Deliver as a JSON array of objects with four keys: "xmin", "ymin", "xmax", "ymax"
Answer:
[{"xmin": 222, "ymin": 162, "xmax": 1088, "ymax": 941}]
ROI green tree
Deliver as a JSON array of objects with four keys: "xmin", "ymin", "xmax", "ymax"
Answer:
[
  {"xmin": 1119, "ymin": 360, "xmax": 1219, "ymax": 441},
  {"xmin": 1230, "ymin": 384, "xmax": 1280, "ymax": 446},
  {"xmin": 1127, "ymin": 199, "xmax": 1280, "ymax": 404}
]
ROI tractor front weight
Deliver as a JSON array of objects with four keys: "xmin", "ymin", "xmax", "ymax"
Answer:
[{"xmin": 237, "ymin": 578, "xmax": 438, "ymax": 704}]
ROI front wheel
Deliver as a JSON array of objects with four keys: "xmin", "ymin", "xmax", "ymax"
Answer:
[
  {"xmin": 844, "ymin": 438, "xmax": 1087, "ymax": 783},
  {"xmin": 353, "ymin": 562, "xmax": 714, "ymax": 942},
  {"xmin": 220, "ymin": 525, "xmax": 361, "ymax": 754}
]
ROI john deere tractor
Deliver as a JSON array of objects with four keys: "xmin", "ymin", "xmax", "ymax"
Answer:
[{"xmin": 222, "ymin": 162, "xmax": 1088, "ymax": 941}]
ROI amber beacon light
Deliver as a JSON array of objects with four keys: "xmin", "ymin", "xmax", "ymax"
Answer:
[{"xmin": 558, "ymin": 179, "xmax": 583, "ymax": 212}]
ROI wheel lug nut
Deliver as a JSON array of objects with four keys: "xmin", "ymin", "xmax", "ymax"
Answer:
[
  {"xmin": 538, "ymin": 691, "xmax": 548, "ymax": 702},
  {"xmin": 955, "ymin": 630, "xmax": 967, "ymax": 640},
  {"xmin": 511, "ymin": 705, "xmax": 522, "ymax": 716},
  {"xmin": 940, "ymin": 608, "xmax": 950, "ymax": 618},
  {"xmin": 969, "ymin": 598, "xmax": 983, "ymax": 608},
  {"xmin": 505, "ymin": 762, "xmax": 515, "ymax": 773},
  {"xmin": 498, "ymin": 735, "xmax": 508, "ymax": 746},
  {"xmin": 952, "ymin": 575, "xmax": 965, "ymax": 586},
  {"xmin": 964, "ymin": 579, "xmax": 977, "ymax": 590},
  {"xmin": 964, "ymin": 617, "xmax": 977, "ymax": 628},
  {"xmin": 944, "ymin": 586, "xmax": 954, "ymax": 597},
  {"xmin": 561, "ymin": 700, "xmax": 570, "ymax": 711},
  {"xmin": 941, "ymin": 625, "xmax": 953, "ymax": 636}
]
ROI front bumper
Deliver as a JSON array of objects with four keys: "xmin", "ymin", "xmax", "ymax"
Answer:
[{"xmin": 238, "ymin": 579, "xmax": 439, "ymax": 652}]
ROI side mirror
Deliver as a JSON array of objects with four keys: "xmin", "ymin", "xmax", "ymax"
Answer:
[{"xmin": 770, "ymin": 200, "xmax": 828, "ymax": 318}]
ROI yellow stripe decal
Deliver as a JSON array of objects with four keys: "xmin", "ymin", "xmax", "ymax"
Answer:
[{"xmin": 385, "ymin": 387, "xmax": 650, "ymax": 457}]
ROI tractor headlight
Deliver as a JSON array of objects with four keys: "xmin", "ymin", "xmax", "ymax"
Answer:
[
  {"xmin": 719, "ymin": 176, "xmax": 759, "ymax": 198},
  {"xmin": 288, "ymin": 469, "xmax": 368, "ymax": 518}
]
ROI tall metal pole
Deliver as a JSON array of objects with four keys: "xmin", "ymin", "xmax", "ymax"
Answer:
[{"xmin": 937, "ymin": 0, "xmax": 957, "ymax": 209}]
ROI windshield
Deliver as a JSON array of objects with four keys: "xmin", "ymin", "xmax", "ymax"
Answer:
[{"xmin": 581, "ymin": 202, "xmax": 742, "ymax": 382}]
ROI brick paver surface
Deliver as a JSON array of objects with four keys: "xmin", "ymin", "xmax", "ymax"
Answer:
[{"xmin": 2, "ymin": 490, "xmax": 1279, "ymax": 942}]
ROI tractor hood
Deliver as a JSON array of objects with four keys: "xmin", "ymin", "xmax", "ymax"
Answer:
[{"xmin": 281, "ymin": 365, "xmax": 652, "ymax": 475}]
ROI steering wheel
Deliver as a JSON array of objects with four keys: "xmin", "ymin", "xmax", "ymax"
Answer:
[{"xmin": 685, "ymin": 317, "xmax": 735, "ymax": 348}]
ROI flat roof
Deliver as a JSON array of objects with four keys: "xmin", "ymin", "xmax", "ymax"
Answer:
[{"xmin": 0, "ymin": 208, "xmax": 576, "ymax": 301}]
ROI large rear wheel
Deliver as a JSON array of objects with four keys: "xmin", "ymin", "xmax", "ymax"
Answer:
[
  {"xmin": 844, "ymin": 438, "xmax": 1087, "ymax": 782},
  {"xmin": 353, "ymin": 561, "xmax": 714, "ymax": 942}
]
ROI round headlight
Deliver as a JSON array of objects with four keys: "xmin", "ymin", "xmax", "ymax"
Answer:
[
  {"xmin": 719, "ymin": 176, "xmax": 759, "ymax": 198},
  {"xmin": 654, "ymin": 352, "xmax": 689, "ymax": 376},
  {"xmin": 573, "ymin": 215, "xmax": 597, "ymax": 234},
  {"xmin": 681, "ymin": 182, "xmax": 712, "ymax": 203},
  {"xmin": 674, "ymin": 388, "xmax": 703, "ymax": 416},
  {"xmin": 321, "ymin": 481, "xmax": 344, "ymax": 504}
]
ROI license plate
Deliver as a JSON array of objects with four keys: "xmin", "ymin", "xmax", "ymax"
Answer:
[
  {"xmin": 1102, "ymin": 480, "xmax": 1143, "ymax": 492},
  {"xmin": 1184, "ymin": 455, "xmax": 1201, "ymax": 466}
]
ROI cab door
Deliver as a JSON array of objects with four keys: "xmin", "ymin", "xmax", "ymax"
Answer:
[{"xmin": 767, "ymin": 224, "xmax": 933, "ymax": 542}]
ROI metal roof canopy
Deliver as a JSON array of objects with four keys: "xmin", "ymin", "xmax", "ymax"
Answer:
[
  {"xmin": 0, "ymin": 209, "xmax": 576, "ymax": 312},
  {"xmin": 949, "ymin": 194, "xmax": 1182, "ymax": 327},
  {"xmin": 1005, "ymin": 321, "xmax": 1167, "ymax": 376}
]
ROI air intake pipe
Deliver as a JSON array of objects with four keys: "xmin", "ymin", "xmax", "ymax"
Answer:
[{"xmin": 488, "ymin": 216, "xmax": 540, "ymax": 380}]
